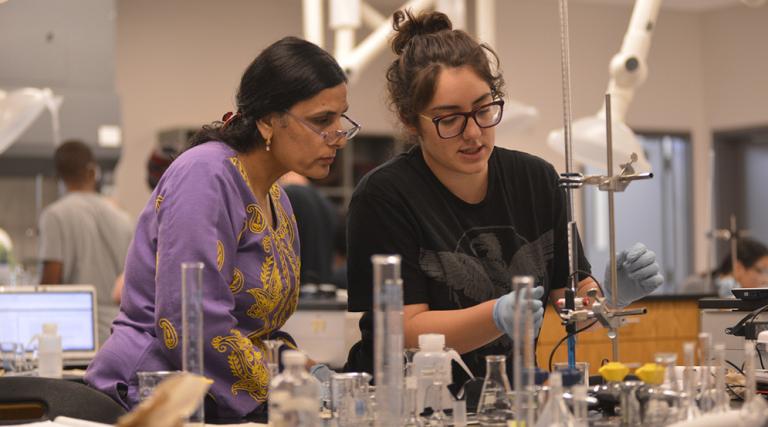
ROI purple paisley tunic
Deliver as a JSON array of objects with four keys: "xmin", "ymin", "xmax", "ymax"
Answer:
[{"xmin": 85, "ymin": 142, "xmax": 301, "ymax": 419}]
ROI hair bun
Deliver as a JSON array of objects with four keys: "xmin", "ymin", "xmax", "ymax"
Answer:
[{"xmin": 391, "ymin": 9, "xmax": 452, "ymax": 55}]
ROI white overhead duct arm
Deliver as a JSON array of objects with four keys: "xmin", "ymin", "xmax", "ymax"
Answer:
[
  {"xmin": 0, "ymin": 87, "xmax": 62, "ymax": 156},
  {"xmin": 333, "ymin": 0, "xmax": 435, "ymax": 79},
  {"xmin": 547, "ymin": 0, "xmax": 662, "ymax": 173}
]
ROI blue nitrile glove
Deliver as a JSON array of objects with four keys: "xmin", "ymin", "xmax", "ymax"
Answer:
[
  {"xmin": 309, "ymin": 363, "xmax": 335, "ymax": 405},
  {"xmin": 603, "ymin": 242, "xmax": 664, "ymax": 308},
  {"xmin": 493, "ymin": 286, "xmax": 545, "ymax": 338},
  {"xmin": 715, "ymin": 276, "xmax": 738, "ymax": 298},
  {"xmin": 309, "ymin": 363, "xmax": 335, "ymax": 383}
]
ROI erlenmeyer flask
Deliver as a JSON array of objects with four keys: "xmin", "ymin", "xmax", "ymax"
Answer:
[
  {"xmin": 476, "ymin": 355, "xmax": 514, "ymax": 425},
  {"xmin": 534, "ymin": 371, "xmax": 576, "ymax": 427}
]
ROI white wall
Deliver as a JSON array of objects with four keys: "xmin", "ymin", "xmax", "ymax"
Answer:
[
  {"xmin": 112, "ymin": 0, "xmax": 768, "ymax": 273},
  {"xmin": 112, "ymin": 0, "xmax": 304, "ymax": 219}
]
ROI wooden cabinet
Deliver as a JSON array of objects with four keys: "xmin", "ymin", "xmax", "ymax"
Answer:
[{"xmin": 537, "ymin": 297, "xmax": 701, "ymax": 374}]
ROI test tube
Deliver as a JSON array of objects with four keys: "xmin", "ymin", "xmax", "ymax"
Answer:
[
  {"xmin": 182, "ymin": 262, "xmax": 205, "ymax": 425},
  {"xmin": 372, "ymin": 255, "xmax": 403, "ymax": 426}
]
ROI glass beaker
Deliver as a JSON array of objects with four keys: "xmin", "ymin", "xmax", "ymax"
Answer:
[{"xmin": 476, "ymin": 355, "xmax": 513, "ymax": 425}]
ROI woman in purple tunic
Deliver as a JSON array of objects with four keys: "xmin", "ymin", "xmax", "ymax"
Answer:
[{"xmin": 85, "ymin": 37, "xmax": 360, "ymax": 421}]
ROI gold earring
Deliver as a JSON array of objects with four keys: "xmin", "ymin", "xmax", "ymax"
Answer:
[{"xmin": 265, "ymin": 137, "xmax": 271, "ymax": 152}]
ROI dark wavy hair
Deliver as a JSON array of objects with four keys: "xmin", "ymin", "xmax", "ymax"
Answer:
[
  {"xmin": 189, "ymin": 37, "xmax": 347, "ymax": 152},
  {"xmin": 714, "ymin": 237, "xmax": 768, "ymax": 276},
  {"xmin": 386, "ymin": 10, "xmax": 505, "ymax": 130}
]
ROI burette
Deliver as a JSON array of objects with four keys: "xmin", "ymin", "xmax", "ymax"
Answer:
[{"xmin": 555, "ymin": 0, "xmax": 580, "ymax": 369}]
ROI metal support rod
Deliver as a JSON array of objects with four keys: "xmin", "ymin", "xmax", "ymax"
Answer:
[
  {"xmin": 556, "ymin": 0, "xmax": 579, "ymax": 368},
  {"xmin": 606, "ymin": 93, "xmax": 620, "ymax": 362},
  {"xmin": 730, "ymin": 214, "xmax": 738, "ymax": 276}
]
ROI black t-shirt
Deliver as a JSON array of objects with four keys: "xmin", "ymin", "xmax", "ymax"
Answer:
[{"xmin": 343, "ymin": 145, "xmax": 590, "ymax": 384}]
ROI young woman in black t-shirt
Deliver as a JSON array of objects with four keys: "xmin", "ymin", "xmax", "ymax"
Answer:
[{"xmin": 344, "ymin": 10, "xmax": 664, "ymax": 382}]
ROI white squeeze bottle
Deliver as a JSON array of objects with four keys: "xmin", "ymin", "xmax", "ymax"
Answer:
[
  {"xmin": 37, "ymin": 323, "xmax": 62, "ymax": 378},
  {"xmin": 413, "ymin": 333, "xmax": 453, "ymax": 413}
]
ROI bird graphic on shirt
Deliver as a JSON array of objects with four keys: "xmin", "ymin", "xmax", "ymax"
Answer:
[{"xmin": 419, "ymin": 228, "xmax": 554, "ymax": 306}]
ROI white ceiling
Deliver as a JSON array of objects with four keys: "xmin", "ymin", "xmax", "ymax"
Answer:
[{"xmin": 573, "ymin": 0, "xmax": 749, "ymax": 12}]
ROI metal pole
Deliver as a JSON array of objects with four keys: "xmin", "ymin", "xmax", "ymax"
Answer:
[
  {"xmin": 606, "ymin": 93, "xmax": 619, "ymax": 361},
  {"xmin": 556, "ymin": 0, "xmax": 579, "ymax": 369},
  {"xmin": 730, "ymin": 214, "xmax": 738, "ymax": 276}
]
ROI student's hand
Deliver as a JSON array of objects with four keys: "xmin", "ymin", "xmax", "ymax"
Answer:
[
  {"xmin": 309, "ymin": 363, "xmax": 334, "ymax": 384},
  {"xmin": 602, "ymin": 242, "xmax": 664, "ymax": 308},
  {"xmin": 492, "ymin": 286, "xmax": 545, "ymax": 338}
]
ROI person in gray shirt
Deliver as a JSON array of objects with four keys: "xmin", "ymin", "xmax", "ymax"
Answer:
[{"xmin": 39, "ymin": 140, "xmax": 134, "ymax": 346}]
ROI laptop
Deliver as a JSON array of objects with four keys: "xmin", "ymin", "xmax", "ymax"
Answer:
[
  {"xmin": 0, "ymin": 285, "xmax": 98, "ymax": 366},
  {"xmin": 732, "ymin": 287, "xmax": 768, "ymax": 301}
]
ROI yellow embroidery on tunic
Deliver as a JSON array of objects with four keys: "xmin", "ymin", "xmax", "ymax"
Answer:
[
  {"xmin": 230, "ymin": 268, "xmax": 244, "ymax": 294},
  {"xmin": 229, "ymin": 156, "xmax": 256, "ymax": 197},
  {"xmin": 269, "ymin": 184, "xmax": 281, "ymax": 200},
  {"xmin": 158, "ymin": 318, "xmax": 178, "ymax": 349},
  {"xmin": 237, "ymin": 219, "xmax": 247, "ymax": 244},
  {"xmin": 154, "ymin": 195, "xmax": 164, "ymax": 212},
  {"xmin": 243, "ymin": 194, "xmax": 300, "ymax": 336},
  {"xmin": 216, "ymin": 240, "xmax": 225, "ymax": 271},
  {"xmin": 211, "ymin": 329, "xmax": 269, "ymax": 402},
  {"xmin": 246, "ymin": 204, "xmax": 266, "ymax": 234}
]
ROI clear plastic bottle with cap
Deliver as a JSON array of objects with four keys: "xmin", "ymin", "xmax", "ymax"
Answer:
[
  {"xmin": 268, "ymin": 350, "xmax": 321, "ymax": 427},
  {"xmin": 476, "ymin": 355, "xmax": 514, "ymax": 426},
  {"xmin": 635, "ymin": 363, "xmax": 669, "ymax": 427},
  {"xmin": 413, "ymin": 333, "xmax": 452, "ymax": 414},
  {"xmin": 36, "ymin": 323, "xmax": 62, "ymax": 378}
]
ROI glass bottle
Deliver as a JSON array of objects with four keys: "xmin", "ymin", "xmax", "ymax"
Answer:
[
  {"xmin": 476, "ymin": 355, "xmax": 514, "ymax": 425},
  {"xmin": 268, "ymin": 350, "xmax": 321, "ymax": 427}
]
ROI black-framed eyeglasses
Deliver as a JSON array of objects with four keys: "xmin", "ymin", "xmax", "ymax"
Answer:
[
  {"xmin": 283, "ymin": 110, "xmax": 362, "ymax": 144},
  {"xmin": 420, "ymin": 99, "xmax": 505, "ymax": 139}
]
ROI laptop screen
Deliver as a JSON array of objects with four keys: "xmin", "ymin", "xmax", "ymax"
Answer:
[{"xmin": 0, "ymin": 285, "xmax": 97, "ymax": 359}]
